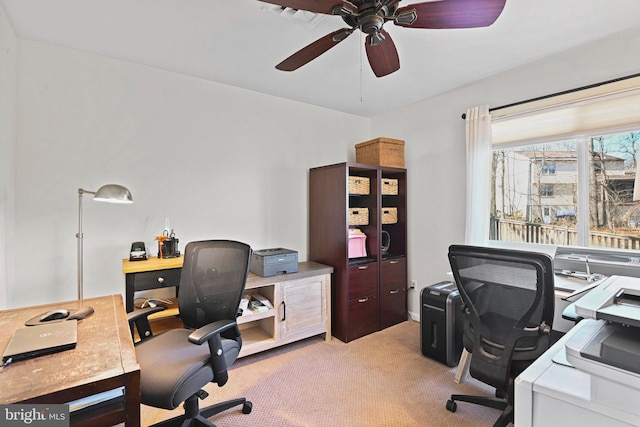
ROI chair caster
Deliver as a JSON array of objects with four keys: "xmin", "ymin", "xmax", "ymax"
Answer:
[
  {"xmin": 446, "ymin": 400, "xmax": 457, "ymax": 413},
  {"xmin": 242, "ymin": 401, "xmax": 253, "ymax": 414}
]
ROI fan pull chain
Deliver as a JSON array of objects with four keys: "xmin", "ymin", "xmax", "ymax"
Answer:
[{"xmin": 359, "ymin": 32, "xmax": 363, "ymax": 103}]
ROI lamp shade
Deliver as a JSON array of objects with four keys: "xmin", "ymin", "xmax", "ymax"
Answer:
[{"xmin": 93, "ymin": 184, "xmax": 133, "ymax": 204}]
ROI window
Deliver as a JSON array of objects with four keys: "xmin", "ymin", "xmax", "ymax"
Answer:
[
  {"xmin": 541, "ymin": 163, "xmax": 556, "ymax": 175},
  {"xmin": 473, "ymin": 74, "xmax": 640, "ymax": 252},
  {"xmin": 540, "ymin": 185, "xmax": 554, "ymax": 197},
  {"xmin": 491, "ymin": 131, "xmax": 640, "ymax": 249}
]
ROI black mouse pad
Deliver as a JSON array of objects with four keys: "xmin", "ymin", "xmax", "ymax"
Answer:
[{"xmin": 25, "ymin": 306, "xmax": 94, "ymax": 326}]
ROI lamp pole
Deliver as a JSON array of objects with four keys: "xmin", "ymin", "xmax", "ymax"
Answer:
[
  {"xmin": 76, "ymin": 185, "xmax": 133, "ymax": 301},
  {"xmin": 77, "ymin": 188, "xmax": 93, "ymax": 301}
]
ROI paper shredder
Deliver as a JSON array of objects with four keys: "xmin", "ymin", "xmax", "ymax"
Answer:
[{"xmin": 420, "ymin": 281, "xmax": 463, "ymax": 367}]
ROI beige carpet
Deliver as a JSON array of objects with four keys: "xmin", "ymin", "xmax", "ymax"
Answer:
[{"xmin": 140, "ymin": 320, "xmax": 501, "ymax": 426}]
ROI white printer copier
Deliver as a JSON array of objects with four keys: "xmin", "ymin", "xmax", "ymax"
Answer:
[{"xmin": 515, "ymin": 275, "xmax": 640, "ymax": 427}]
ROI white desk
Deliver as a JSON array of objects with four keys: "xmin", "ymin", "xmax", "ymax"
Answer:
[{"xmin": 514, "ymin": 318, "xmax": 640, "ymax": 427}]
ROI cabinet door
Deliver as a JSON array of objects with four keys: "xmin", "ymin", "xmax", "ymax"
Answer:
[
  {"xmin": 380, "ymin": 257, "xmax": 407, "ymax": 329},
  {"xmin": 346, "ymin": 295, "xmax": 378, "ymax": 341},
  {"xmin": 346, "ymin": 262, "xmax": 379, "ymax": 341},
  {"xmin": 348, "ymin": 262, "xmax": 378, "ymax": 300},
  {"xmin": 279, "ymin": 275, "xmax": 327, "ymax": 341}
]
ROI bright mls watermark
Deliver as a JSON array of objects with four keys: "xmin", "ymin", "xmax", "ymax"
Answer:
[{"xmin": 1, "ymin": 404, "xmax": 69, "ymax": 426}]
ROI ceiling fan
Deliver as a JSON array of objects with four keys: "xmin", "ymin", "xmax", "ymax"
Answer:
[{"xmin": 259, "ymin": 0, "xmax": 506, "ymax": 77}]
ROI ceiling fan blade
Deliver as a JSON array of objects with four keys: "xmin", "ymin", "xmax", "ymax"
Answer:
[
  {"xmin": 276, "ymin": 28, "xmax": 354, "ymax": 72},
  {"xmin": 258, "ymin": 0, "xmax": 356, "ymax": 15},
  {"xmin": 365, "ymin": 30, "xmax": 400, "ymax": 78},
  {"xmin": 395, "ymin": 0, "xmax": 506, "ymax": 29}
]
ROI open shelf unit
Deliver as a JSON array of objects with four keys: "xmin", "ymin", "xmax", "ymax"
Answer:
[{"xmin": 309, "ymin": 162, "xmax": 408, "ymax": 342}]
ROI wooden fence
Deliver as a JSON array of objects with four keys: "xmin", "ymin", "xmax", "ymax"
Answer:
[{"xmin": 490, "ymin": 218, "xmax": 640, "ymax": 250}]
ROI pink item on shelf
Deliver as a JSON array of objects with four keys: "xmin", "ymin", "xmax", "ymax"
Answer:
[{"xmin": 348, "ymin": 231, "xmax": 367, "ymax": 258}]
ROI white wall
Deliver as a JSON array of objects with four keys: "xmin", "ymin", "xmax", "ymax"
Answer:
[
  {"xmin": 0, "ymin": 6, "xmax": 17, "ymax": 310},
  {"xmin": 370, "ymin": 26, "xmax": 640, "ymax": 320},
  {"xmin": 10, "ymin": 39, "xmax": 370, "ymax": 308},
  {"xmin": 6, "ymin": 8, "xmax": 640, "ymax": 319}
]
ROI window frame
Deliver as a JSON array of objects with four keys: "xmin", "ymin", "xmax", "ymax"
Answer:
[
  {"xmin": 488, "ymin": 144, "xmax": 640, "ymax": 279},
  {"xmin": 486, "ymin": 134, "xmax": 640, "ymax": 277}
]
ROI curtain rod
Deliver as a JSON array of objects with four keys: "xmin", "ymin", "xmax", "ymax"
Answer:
[{"xmin": 460, "ymin": 72, "xmax": 640, "ymax": 119}]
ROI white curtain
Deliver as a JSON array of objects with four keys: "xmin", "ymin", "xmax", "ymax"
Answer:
[{"xmin": 465, "ymin": 106, "xmax": 492, "ymax": 245}]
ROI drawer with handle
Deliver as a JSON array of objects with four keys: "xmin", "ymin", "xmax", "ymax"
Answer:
[
  {"xmin": 130, "ymin": 268, "xmax": 182, "ymax": 292},
  {"xmin": 348, "ymin": 262, "xmax": 378, "ymax": 300}
]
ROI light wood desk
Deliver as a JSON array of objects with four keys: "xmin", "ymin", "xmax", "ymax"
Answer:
[
  {"xmin": 0, "ymin": 295, "xmax": 140, "ymax": 427},
  {"xmin": 123, "ymin": 256, "xmax": 184, "ymax": 312}
]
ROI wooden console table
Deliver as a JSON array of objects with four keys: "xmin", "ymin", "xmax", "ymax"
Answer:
[
  {"xmin": 122, "ymin": 256, "xmax": 184, "ymax": 312},
  {"xmin": 122, "ymin": 258, "xmax": 333, "ymax": 356},
  {"xmin": 0, "ymin": 294, "xmax": 140, "ymax": 427}
]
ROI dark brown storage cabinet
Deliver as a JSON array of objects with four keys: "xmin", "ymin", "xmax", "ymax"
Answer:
[{"xmin": 309, "ymin": 162, "xmax": 407, "ymax": 342}]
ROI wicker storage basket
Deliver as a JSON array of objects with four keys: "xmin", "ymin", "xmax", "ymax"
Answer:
[
  {"xmin": 381, "ymin": 207, "xmax": 398, "ymax": 224},
  {"xmin": 381, "ymin": 178, "xmax": 398, "ymax": 195},
  {"xmin": 348, "ymin": 176, "xmax": 370, "ymax": 195},
  {"xmin": 348, "ymin": 208, "xmax": 369, "ymax": 226},
  {"xmin": 355, "ymin": 137, "xmax": 405, "ymax": 168}
]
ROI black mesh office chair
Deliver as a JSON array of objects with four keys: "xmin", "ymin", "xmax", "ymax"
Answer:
[
  {"xmin": 445, "ymin": 245, "xmax": 555, "ymax": 427},
  {"xmin": 129, "ymin": 240, "xmax": 253, "ymax": 427}
]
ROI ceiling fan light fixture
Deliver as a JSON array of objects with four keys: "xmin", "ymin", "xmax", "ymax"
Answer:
[{"xmin": 360, "ymin": 14, "xmax": 385, "ymax": 34}]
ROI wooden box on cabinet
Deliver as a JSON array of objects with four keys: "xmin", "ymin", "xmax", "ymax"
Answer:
[
  {"xmin": 355, "ymin": 137, "xmax": 405, "ymax": 168},
  {"xmin": 309, "ymin": 162, "xmax": 408, "ymax": 343}
]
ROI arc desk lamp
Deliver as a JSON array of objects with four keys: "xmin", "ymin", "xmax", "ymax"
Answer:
[{"xmin": 77, "ymin": 184, "xmax": 133, "ymax": 300}]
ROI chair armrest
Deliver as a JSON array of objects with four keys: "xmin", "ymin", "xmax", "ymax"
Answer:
[
  {"xmin": 188, "ymin": 319, "xmax": 237, "ymax": 387},
  {"xmin": 188, "ymin": 319, "xmax": 236, "ymax": 345},
  {"xmin": 127, "ymin": 306, "xmax": 166, "ymax": 341}
]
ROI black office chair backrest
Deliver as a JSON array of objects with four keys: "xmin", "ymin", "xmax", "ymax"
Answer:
[
  {"xmin": 178, "ymin": 240, "xmax": 252, "ymax": 330},
  {"xmin": 448, "ymin": 245, "xmax": 555, "ymax": 392}
]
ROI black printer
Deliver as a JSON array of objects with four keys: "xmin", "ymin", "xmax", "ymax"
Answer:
[{"xmin": 250, "ymin": 248, "xmax": 298, "ymax": 277}]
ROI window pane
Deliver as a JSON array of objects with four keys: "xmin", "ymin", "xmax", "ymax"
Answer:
[
  {"xmin": 588, "ymin": 132, "xmax": 640, "ymax": 250},
  {"xmin": 491, "ymin": 131, "xmax": 640, "ymax": 251},
  {"xmin": 491, "ymin": 141, "xmax": 579, "ymax": 245}
]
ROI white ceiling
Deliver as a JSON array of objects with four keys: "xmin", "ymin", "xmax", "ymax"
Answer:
[{"xmin": 2, "ymin": 0, "xmax": 640, "ymax": 117}]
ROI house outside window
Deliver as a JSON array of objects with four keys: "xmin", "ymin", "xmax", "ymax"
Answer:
[
  {"xmin": 541, "ymin": 163, "xmax": 556, "ymax": 175},
  {"xmin": 540, "ymin": 185, "xmax": 554, "ymax": 197},
  {"xmin": 490, "ymin": 130, "xmax": 640, "ymax": 249}
]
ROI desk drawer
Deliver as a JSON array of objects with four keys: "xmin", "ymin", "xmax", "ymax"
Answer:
[{"xmin": 130, "ymin": 268, "xmax": 182, "ymax": 291}]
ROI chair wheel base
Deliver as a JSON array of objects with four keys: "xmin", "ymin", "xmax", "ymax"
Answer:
[
  {"xmin": 446, "ymin": 400, "xmax": 457, "ymax": 413},
  {"xmin": 242, "ymin": 401, "xmax": 252, "ymax": 414}
]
